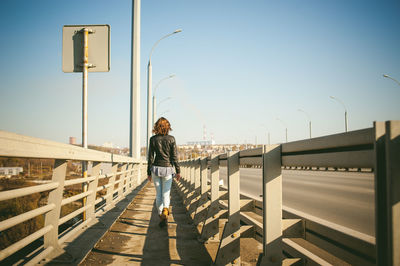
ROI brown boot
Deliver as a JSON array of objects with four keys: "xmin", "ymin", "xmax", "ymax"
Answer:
[
  {"xmin": 160, "ymin": 207, "xmax": 169, "ymax": 220},
  {"xmin": 159, "ymin": 210, "xmax": 168, "ymax": 228}
]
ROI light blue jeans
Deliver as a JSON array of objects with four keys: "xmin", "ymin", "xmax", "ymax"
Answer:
[{"xmin": 152, "ymin": 173, "xmax": 173, "ymax": 215}]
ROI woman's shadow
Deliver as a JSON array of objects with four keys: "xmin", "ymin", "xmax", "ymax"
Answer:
[{"xmin": 140, "ymin": 184, "xmax": 212, "ymax": 265}]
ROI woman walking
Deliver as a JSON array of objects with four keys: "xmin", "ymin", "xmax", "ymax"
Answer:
[{"xmin": 147, "ymin": 117, "xmax": 181, "ymax": 227}]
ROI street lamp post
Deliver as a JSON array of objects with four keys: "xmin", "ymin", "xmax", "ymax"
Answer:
[
  {"xmin": 276, "ymin": 118, "xmax": 288, "ymax": 143},
  {"xmin": 129, "ymin": 0, "xmax": 140, "ymax": 159},
  {"xmin": 147, "ymin": 29, "xmax": 182, "ymax": 155},
  {"xmin": 153, "ymin": 75, "xmax": 175, "ymax": 125},
  {"xmin": 330, "ymin": 96, "xmax": 348, "ymax": 132},
  {"xmin": 298, "ymin": 108, "xmax": 312, "ymax": 139},
  {"xmin": 383, "ymin": 74, "xmax": 400, "ymax": 87},
  {"xmin": 260, "ymin": 124, "xmax": 270, "ymax": 145}
]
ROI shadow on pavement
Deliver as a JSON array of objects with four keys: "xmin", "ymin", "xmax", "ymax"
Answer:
[{"xmin": 45, "ymin": 180, "xmax": 147, "ymax": 265}]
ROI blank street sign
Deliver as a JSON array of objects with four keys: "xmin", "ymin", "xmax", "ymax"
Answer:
[{"xmin": 62, "ymin": 25, "xmax": 110, "ymax": 73}]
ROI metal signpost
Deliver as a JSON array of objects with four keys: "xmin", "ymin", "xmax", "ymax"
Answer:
[{"xmin": 62, "ymin": 24, "xmax": 110, "ymax": 220}]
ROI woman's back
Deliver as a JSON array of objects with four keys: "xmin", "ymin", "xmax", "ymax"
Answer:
[{"xmin": 149, "ymin": 134, "xmax": 178, "ymax": 167}]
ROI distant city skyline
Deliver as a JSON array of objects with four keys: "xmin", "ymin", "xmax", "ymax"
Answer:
[{"xmin": 0, "ymin": 0, "xmax": 399, "ymax": 148}]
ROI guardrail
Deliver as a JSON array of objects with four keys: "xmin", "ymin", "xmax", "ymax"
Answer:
[
  {"xmin": 174, "ymin": 121, "xmax": 399, "ymax": 265},
  {"xmin": 0, "ymin": 130, "xmax": 146, "ymax": 265}
]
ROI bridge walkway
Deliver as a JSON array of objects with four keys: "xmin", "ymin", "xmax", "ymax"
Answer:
[{"xmin": 81, "ymin": 181, "xmax": 212, "ymax": 265}]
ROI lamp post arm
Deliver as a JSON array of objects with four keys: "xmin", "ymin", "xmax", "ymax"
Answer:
[
  {"xmin": 149, "ymin": 34, "xmax": 171, "ymax": 62},
  {"xmin": 298, "ymin": 109, "xmax": 311, "ymax": 122},
  {"xmin": 389, "ymin": 76, "xmax": 400, "ymax": 86},
  {"xmin": 330, "ymin": 96, "xmax": 347, "ymax": 112},
  {"xmin": 153, "ymin": 75, "xmax": 175, "ymax": 95},
  {"xmin": 149, "ymin": 30, "xmax": 182, "ymax": 63},
  {"xmin": 276, "ymin": 118, "xmax": 287, "ymax": 128},
  {"xmin": 383, "ymin": 74, "xmax": 400, "ymax": 87},
  {"xmin": 337, "ymin": 98, "xmax": 347, "ymax": 113},
  {"xmin": 330, "ymin": 96, "xmax": 348, "ymax": 132},
  {"xmin": 158, "ymin": 97, "xmax": 172, "ymax": 107}
]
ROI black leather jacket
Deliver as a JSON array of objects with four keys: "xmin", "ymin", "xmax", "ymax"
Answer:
[{"xmin": 147, "ymin": 134, "xmax": 180, "ymax": 176}]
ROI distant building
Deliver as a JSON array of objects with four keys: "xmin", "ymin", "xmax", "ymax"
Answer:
[
  {"xmin": 102, "ymin": 142, "xmax": 114, "ymax": 148},
  {"xmin": 186, "ymin": 125, "xmax": 216, "ymax": 146},
  {"xmin": 69, "ymin": 137, "xmax": 76, "ymax": 145},
  {"xmin": 186, "ymin": 140, "xmax": 216, "ymax": 146},
  {"xmin": 0, "ymin": 167, "xmax": 23, "ymax": 178},
  {"xmin": 87, "ymin": 162, "xmax": 112, "ymax": 175}
]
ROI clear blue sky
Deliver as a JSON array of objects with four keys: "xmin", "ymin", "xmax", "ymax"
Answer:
[{"xmin": 0, "ymin": 0, "xmax": 399, "ymax": 147}]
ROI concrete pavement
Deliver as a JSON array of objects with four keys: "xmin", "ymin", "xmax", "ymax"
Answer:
[{"xmin": 81, "ymin": 181, "xmax": 212, "ymax": 265}]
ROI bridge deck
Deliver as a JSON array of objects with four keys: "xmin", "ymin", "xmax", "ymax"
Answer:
[{"xmin": 81, "ymin": 181, "xmax": 212, "ymax": 265}]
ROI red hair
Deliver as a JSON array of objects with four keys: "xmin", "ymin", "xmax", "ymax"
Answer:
[{"xmin": 153, "ymin": 117, "xmax": 172, "ymax": 135}]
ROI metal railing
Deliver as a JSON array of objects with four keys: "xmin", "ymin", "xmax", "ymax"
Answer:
[
  {"xmin": 174, "ymin": 121, "xmax": 399, "ymax": 265},
  {"xmin": 0, "ymin": 130, "xmax": 146, "ymax": 265}
]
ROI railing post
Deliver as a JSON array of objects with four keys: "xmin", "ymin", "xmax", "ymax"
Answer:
[
  {"xmin": 44, "ymin": 159, "xmax": 67, "ymax": 250},
  {"xmin": 132, "ymin": 163, "xmax": 136, "ymax": 188},
  {"xmin": 86, "ymin": 162, "xmax": 101, "ymax": 220},
  {"xmin": 134, "ymin": 163, "xmax": 140, "ymax": 187},
  {"xmin": 184, "ymin": 160, "xmax": 189, "ymax": 188},
  {"xmin": 180, "ymin": 161, "xmax": 187, "ymax": 199},
  {"xmin": 123, "ymin": 163, "xmax": 133, "ymax": 196},
  {"xmin": 181, "ymin": 161, "xmax": 188, "ymax": 200},
  {"xmin": 116, "ymin": 163, "xmax": 127, "ymax": 201},
  {"xmin": 126, "ymin": 163, "xmax": 132, "ymax": 190},
  {"xmin": 195, "ymin": 158, "xmax": 201, "ymax": 192},
  {"xmin": 177, "ymin": 161, "xmax": 186, "ymax": 196},
  {"xmin": 200, "ymin": 155, "xmax": 220, "ymax": 241},
  {"xmin": 122, "ymin": 163, "xmax": 130, "ymax": 195},
  {"xmin": 193, "ymin": 157, "xmax": 209, "ymax": 224},
  {"xmin": 132, "ymin": 163, "xmax": 140, "ymax": 187},
  {"xmin": 188, "ymin": 158, "xmax": 201, "ymax": 217},
  {"xmin": 189, "ymin": 159, "xmax": 195, "ymax": 202},
  {"xmin": 258, "ymin": 145, "xmax": 282, "ymax": 265},
  {"xmin": 190, "ymin": 159, "xmax": 195, "ymax": 195},
  {"xmin": 183, "ymin": 161, "xmax": 189, "ymax": 195},
  {"xmin": 132, "ymin": 163, "xmax": 137, "ymax": 188},
  {"xmin": 106, "ymin": 162, "xmax": 118, "ymax": 208},
  {"xmin": 130, "ymin": 163, "xmax": 135, "ymax": 189},
  {"xmin": 184, "ymin": 159, "xmax": 195, "ymax": 206},
  {"xmin": 374, "ymin": 121, "xmax": 400, "ymax": 266},
  {"xmin": 140, "ymin": 163, "xmax": 146, "ymax": 184},
  {"xmin": 191, "ymin": 159, "xmax": 195, "ymax": 190},
  {"xmin": 215, "ymin": 151, "xmax": 240, "ymax": 265},
  {"xmin": 136, "ymin": 162, "xmax": 141, "ymax": 186},
  {"xmin": 176, "ymin": 161, "xmax": 183, "ymax": 194}
]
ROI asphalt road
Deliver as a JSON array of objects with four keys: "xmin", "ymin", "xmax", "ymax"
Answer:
[{"xmin": 219, "ymin": 168, "xmax": 375, "ymax": 237}]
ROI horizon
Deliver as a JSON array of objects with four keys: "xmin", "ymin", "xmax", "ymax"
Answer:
[{"xmin": 1, "ymin": 0, "xmax": 399, "ymax": 148}]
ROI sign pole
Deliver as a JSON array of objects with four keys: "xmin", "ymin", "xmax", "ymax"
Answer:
[
  {"xmin": 62, "ymin": 24, "xmax": 110, "ymax": 220},
  {"xmin": 82, "ymin": 28, "xmax": 90, "ymax": 221}
]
